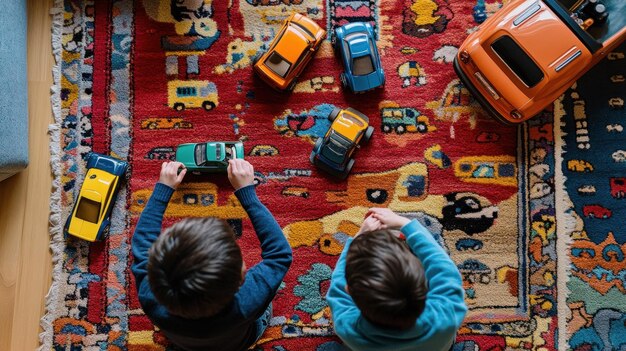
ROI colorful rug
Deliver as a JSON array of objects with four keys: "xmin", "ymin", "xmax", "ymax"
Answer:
[
  {"xmin": 43, "ymin": 0, "xmax": 559, "ymax": 350},
  {"xmin": 555, "ymin": 42, "xmax": 626, "ymax": 351}
]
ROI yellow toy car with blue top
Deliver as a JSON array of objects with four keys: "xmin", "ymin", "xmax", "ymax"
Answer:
[
  {"xmin": 64, "ymin": 153, "xmax": 129, "ymax": 241},
  {"xmin": 310, "ymin": 107, "xmax": 373, "ymax": 179}
]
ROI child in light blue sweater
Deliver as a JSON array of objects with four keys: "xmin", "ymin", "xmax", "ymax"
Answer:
[{"xmin": 326, "ymin": 208, "xmax": 467, "ymax": 351}]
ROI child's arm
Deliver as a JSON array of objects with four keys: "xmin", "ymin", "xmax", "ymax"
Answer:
[
  {"xmin": 227, "ymin": 159, "xmax": 292, "ymax": 317},
  {"xmin": 131, "ymin": 162, "xmax": 186, "ymax": 289},
  {"xmin": 234, "ymin": 185, "xmax": 293, "ymax": 315},
  {"xmin": 401, "ymin": 219, "xmax": 467, "ymax": 326}
]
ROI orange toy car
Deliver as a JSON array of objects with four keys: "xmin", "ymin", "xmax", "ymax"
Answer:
[
  {"xmin": 253, "ymin": 13, "xmax": 326, "ymax": 91},
  {"xmin": 454, "ymin": 0, "xmax": 626, "ymax": 124}
]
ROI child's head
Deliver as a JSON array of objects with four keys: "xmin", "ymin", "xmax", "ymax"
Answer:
[
  {"xmin": 345, "ymin": 230, "xmax": 427, "ymax": 329},
  {"xmin": 147, "ymin": 217, "xmax": 243, "ymax": 319}
]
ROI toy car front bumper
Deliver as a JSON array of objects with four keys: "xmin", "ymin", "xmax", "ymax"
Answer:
[
  {"xmin": 453, "ymin": 57, "xmax": 514, "ymax": 125},
  {"xmin": 312, "ymin": 157, "xmax": 347, "ymax": 179}
]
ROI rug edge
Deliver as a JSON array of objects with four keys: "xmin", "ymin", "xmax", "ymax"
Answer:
[
  {"xmin": 553, "ymin": 95, "xmax": 577, "ymax": 351},
  {"xmin": 39, "ymin": 0, "xmax": 67, "ymax": 349}
]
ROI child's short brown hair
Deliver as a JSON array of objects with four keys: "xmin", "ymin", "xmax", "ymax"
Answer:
[
  {"xmin": 345, "ymin": 230, "xmax": 427, "ymax": 329},
  {"xmin": 147, "ymin": 217, "xmax": 243, "ymax": 319}
]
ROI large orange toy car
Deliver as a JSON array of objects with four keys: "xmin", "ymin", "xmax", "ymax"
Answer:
[
  {"xmin": 454, "ymin": 0, "xmax": 626, "ymax": 124},
  {"xmin": 253, "ymin": 13, "xmax": 326, "ymax": 91}
]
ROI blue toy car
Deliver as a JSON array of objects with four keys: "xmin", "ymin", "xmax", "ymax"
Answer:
[
  {"xmin": 64, "ymin": 153, "xmax": 129, "ymax": 241},
  {"xmin": 332, "ymin": 22, "xmax": 385, "ymax": 93}
]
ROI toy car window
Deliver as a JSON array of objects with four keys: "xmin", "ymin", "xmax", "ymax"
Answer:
[
  {"xmin": 76, "ymin": 198, "xmax": 101, "ymax": 223},
  {"xmin": 343, "ymin": 114, "xmax": 365, "ymax": 127},
  {"xmin": 368, "ymin": 39, "xmax": 378, "ymax": 61},
  {"xmin": 321, "ymin": 133, "xmax": 350, "ymax": 164},
  {"xmin": 225, "ymin": 146, "xmax": 237, "ymax": 160},
  {"xmin": 195, "ymin": 144, "xmax": 207, "ymax": 166},
  {"xmin": 265, "ymin": 52, "xmax": 291, "ymax": 78},
  {"xmin": 292, "ymin": 21, "xmax": 314, "ymax": 39},
  {"xmin": 491, "ymin": 35, "xmax": 544, "ymax": 87},
  {"xmin": 352, "ymin": 56, "xmax": 375, "ymax": 76},
  {"xmin": 215, "ymin": 143, "xmax": 222, "ymax": 160}
]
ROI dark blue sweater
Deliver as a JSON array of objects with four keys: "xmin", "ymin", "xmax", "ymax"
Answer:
[{"xmin": 131, "ymin": 183, "xmax": 292, "ymax": 351}]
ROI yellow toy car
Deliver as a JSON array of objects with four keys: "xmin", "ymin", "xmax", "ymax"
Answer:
[
  {"xmin": 64, "ymin": 153, "xmax": 129, "ymax": 241},
  {"xmin": 310, "ymin": 107, "xmax": 373, "ymax": 179},
  {"xmin": 253, "ymin": 13, "xmax": 326, "ymax": 91}
]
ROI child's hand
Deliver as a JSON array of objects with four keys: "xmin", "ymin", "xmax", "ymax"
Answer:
[
  {"xmin": 159, "ymin": 161, "xmax": 186, "ymax": 189},
  {"xmin": 228, "ymin": 159, "xmax": 254, "ymax": 190},
  {"xmin": 355, "ymin": 215, "xmax": 382, "ymax": 237},
  {"xmin": 367, "ymin": 208, "xmax": 410, "ymax": 230}
]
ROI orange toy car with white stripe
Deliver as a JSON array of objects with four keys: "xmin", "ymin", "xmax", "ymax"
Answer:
[
  {"xmin": 454, "ymin": 0, "xmax": 626, "ymax": 124},
  {"xmin": 253, "ymin": 13, "xmax": 326, "ymax": 91}
]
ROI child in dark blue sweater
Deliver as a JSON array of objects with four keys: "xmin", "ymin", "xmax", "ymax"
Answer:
[{"xmin": 131, "ymin": 160, "xmax": 292, "ymax": 351}]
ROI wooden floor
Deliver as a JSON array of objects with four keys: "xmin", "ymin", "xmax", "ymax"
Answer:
[{"xmin": 0, "ymin": 0, "xmax": 54, "ymax": 349}]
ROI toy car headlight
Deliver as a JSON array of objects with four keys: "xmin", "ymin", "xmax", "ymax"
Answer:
[{"xmin": 460, "ymin": 50, "xmax": 470, "ymax": 63}]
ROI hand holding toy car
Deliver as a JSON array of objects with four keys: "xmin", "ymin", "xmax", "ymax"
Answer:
[
  {"xmin": 159, "ymin": 161, "xmax": 187, "ymax": 189},
  {"xmin": 228, "ymin": 159, "xmax": 255, "ymax": 190}
]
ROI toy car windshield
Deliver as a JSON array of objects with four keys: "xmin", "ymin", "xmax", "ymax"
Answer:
[
  {"xmin": 352, "ymin": 56, "xmax": 375, "ymax": 76},
  {"xmin": 321, "ymin": 132, "xmax": 351, "ymax": 164},
  {"xmin": 195, "ymin": 143, "xmax": 207, "ymax": 165},
  {"xmin": 225, "ymin": 146, "xmax": 237, "ymax": 160},
  {"xmin": 266, "ymin": 52, "xmax": 291, "ymax": 78},
  {"xmin": 76, "ymin": 198, "xmax": 101, "ymax": 223}
]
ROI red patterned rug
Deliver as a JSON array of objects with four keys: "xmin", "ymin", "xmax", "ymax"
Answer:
[{"xmin": 44, "ymin": 0, "xmax": 558, "ymax": 350}]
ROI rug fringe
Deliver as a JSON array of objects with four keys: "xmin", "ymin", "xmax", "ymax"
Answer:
[
  {"xmin": 553, "ymin": 95, "xmax": 578, "ymax": 351},
  {"xmin": 39, "ymin": 0, "xmax": 66, "ymax": 349}
]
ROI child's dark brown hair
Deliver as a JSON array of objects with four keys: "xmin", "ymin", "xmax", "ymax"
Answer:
[{"xmin": 345, "ymin": 230, "xmax": 427, "ymax": 329}]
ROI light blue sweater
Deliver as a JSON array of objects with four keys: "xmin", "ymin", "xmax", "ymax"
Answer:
[{"xmin": 326, "ymin": 219, "xmax": 467, "ymax": 351}]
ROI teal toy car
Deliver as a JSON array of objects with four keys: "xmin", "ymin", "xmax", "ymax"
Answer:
[{"xmin": 175, "ymin": 141, "xmax": 244, "ymax": 172}]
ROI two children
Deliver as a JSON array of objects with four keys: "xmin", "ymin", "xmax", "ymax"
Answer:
[{"xmin": 132, "ymin": 160, "xmax": 466, "ymax": 351}]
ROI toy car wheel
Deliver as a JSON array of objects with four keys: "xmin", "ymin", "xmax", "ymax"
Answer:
[
  {"xmin": 174, "ymin": 103, "xmax": 185, "ymax": 111},
  {"xmin": 342, "ymin": 159, "xmax": 355, "ymax": 179},
  {"xmin": 287, "ymin": 80, "xmax": 298, "ymax": 92},
  {"xmin": 340, "ymin": 73, "xmax": 347, "ymax": 89},
  {"xmin": 395, "ymin": 125, "xmax": 406, "ymax": 134},
  {"xmin": 362, "ymin": 126, "xmax": 374, "ymax": 144},
  {"xmin": 310, "ymin": 138, "xmax": 322, "ymax": 164},
  {"xmin": 382, "ymin": 124, "xmax": 392, "ymax": 133},
  {"xmin": 202, "ymin": 101, "xmax": 216, "ymax": 111},
  {"xmin": 125, "ymin": 168, "xmax": 131, "ymax": 183},
  {"xmin": 328, "ymin": 107, "xmax": 341, "ymax": 122}
]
